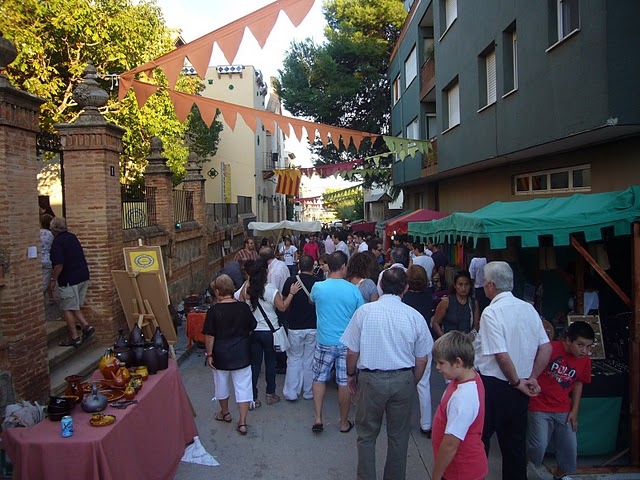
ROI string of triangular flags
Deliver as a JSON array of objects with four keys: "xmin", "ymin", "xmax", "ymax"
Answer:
[
  {"xmin": 291, "ymin": 196, "xmax": 321, "ymax": 204},
  {"xmin": 323, "ymin": 184, "xmax": 363, "ymax": 203}
]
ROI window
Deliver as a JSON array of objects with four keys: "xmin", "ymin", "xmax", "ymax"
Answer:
[
  {"xmin": 445, "ymin": 0, "xmax": 457, "ymax": 30},
  {"xmin": 514, "ymin": 165, "xmax": 591, "ymax": 195},
  {"xmin": 404, "ymin": 47, "xmax": 417, "ymax": 88},
  {"xmin": 558, "ymin": 0, "xmax": 579, "ymax": 40},
  {"xmin": 443, "ymin": 80, "xmax": 460, "ymax": 131},
  {"xmin": 406, "ymin": 117, "xmax": 420, "ymax": 141},
  {"xmin": 425, "ymin": 113, "xmax": 437, "ymax": 140},
  {"xmin": 392, "ymin": 76, "xmax": 400, "ymax": 104},
  {"xmin": 503, "ymin": 23, "xmax": 518, "ymax": 94},
  {"xmin": 478, "ymin": 46, "xmax": 496, "ymax": 109}
]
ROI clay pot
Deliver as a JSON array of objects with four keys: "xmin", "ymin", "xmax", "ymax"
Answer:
[
  {"xmin": 64, "ymin": 375, "xmax": 85, "ymax": 402},
  {"xmin": 151, "ymin": 327, "xmax": 169, "ymax": 350},
  {"xmin": 114, "ymin": 346, "xmax": 133, "ymax": 368},
  {"xmin": 114, "ymin": 327, "xmax": 128, "ymax": 348},
  {"xmin": 109, "ymin": 369, "xmax": 127, "ymax": 388},
  {"xmin": 128, "ymin": 324, "xmax": 145, "ymax": 346},
  {"xmin": 142, "ymin": 345, "xmax": 159, "ymax": 374},
  {"xmin": 124, "ymin": 383, "xmax": 136, "ymax": 400},
  {"xmin": 156, "ymin": 347, "xmax": 169, "ymax": 371},
  {"xmin": 131, "ymin": 345, "xmax": 145, "ymax": 367},
  {"xmin": 135, "ymin": 366, "xmax": 149, "ymax": 381},
  {"xmin": 81, "ymin": 384, "xmax": 108, "ymax": 413},
  {"xmin": 99, "ymin": 348, "xmax": 121, "ymax": 380}
]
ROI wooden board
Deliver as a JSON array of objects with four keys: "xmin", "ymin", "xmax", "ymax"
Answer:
[
  {"xmin": 123, "ymin": 246, "xmax": 169, "ymax": 305},
  {"xmin": 135, "ymin": 272, "xmax": 178, "ymax": 345},
  {"xmin": 112, "ymin": 270, "xmax": 141, "ymax": 331},
  {"xmin": 567, "ymin": 314, "xmax": 606, "ymax": 360}
]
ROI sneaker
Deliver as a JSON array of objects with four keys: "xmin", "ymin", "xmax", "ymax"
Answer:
[
  {"xmin": 554, "ymin": 476, "xmax": 574, "ymax": 480},
  {"xmin": 83, "ymin": 325, "xmax": 95, "ymax": 340}
]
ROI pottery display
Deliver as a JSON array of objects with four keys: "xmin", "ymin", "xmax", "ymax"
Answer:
[
  {"xmin": 142, "ymin": 345, "xmax": 159, "ymax": 374},
  {"xmin": 99, "ymin": 348, "xmax": 121, "ymax": 380},
  {"xmin": 135, "ymin": 366, "xmax": 149, "ymax": 381},
  {"xmin": 81, "ymin": 384, "xmax": 108, "ymax": 413},
  {"xmin": 128, "ymin": 324, "xmax": 145, "ymax": 346},
  {"xmin": 50, "ymin": 395, "xmax": 78, "ymax": 409},
  {"xmin": 114, "ymin": 328, "xmax": 128, "ymax": 348},
  {"xmin": 109, "ymin": 368, "xmax": 128, "ymax": 389},
  {"xmin": 123, "ymin": 383, "xmax": 136, "ymax": 400},
  {"xmin": 114, "ymin": 346, "xmax": 133, "ymax": 368},
  {"xmin": 150, "ymin": 327, "xmax": 169, "ymax": 350},
  {"xmin": 64, "ymin": 375, "xmax": 85, "ymax": 402},
  {"xmin": 131, "ymin": 345, "xmax": 145, "ymax": 367},
  {"xmin": 156, "ymin": 346, "xmax": 169, "ymax": 371}
]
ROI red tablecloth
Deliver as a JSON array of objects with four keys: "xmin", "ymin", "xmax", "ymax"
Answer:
[
  {"xmin": 186, "ymin": 311, "xmax": 207, "ymax": 347},
  {"xmin": 2, "ymin": 360, "xmax": 197, "ymax": 480}
]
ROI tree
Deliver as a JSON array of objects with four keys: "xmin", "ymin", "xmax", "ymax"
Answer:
[
  {"xmin": 275, "ymin": 0, "xmax": 406, "ymax": 188},
  {"xmin": 0, "ymin": 0, "xmax": 222, "ymax": 182},
  {"xmin": 325, "ymin": 188, "xmax": 364, "ymax": 222}
]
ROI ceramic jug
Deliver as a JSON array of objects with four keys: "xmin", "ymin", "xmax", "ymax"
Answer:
[
  {"xmin": 81, "ymin": 384, "xmax": 108, "ymax": 413},
  {"xmin": 114, "ymin": 346, "xmax": 133, "ymax": 368},
  {"xmin": 64, "ymin": 374, "xmax": 85, "ymax": 402},
  {"xmin": 151, "ymin": 327, "xmax": 169, "ymax": 350},
  {"xmin": 128, "ymin": 324, "xmax": 145, "ymax": 346},
  {"xmin": 114, "ymin": 327, "xmax": 128, "ymax": 348},
  {"xmin": 142, "ymin": 345, "xmax": 159, "ymax": 374},
  {"xmin": 99, "ymin": 348, "xmax": 121, "ymax": 379}
]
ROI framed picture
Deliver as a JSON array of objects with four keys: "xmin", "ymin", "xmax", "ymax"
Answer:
[{"xmin": 123, "ymin": 246, "xmax": 169, "ymax": 305}]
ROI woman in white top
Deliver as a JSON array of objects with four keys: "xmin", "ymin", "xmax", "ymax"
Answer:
[
  {"xmin": 40, "ymin": 214, "xmax": 55, "ymax": 303},
  {"xmin": 240, "ymin": 259, "xmax": 300, "ymax": 408},
  {"xmin": 279, "ymin": 236, "xmax": 298, "ymax": 276}
]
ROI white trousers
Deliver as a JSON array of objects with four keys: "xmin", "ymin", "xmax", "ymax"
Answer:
[
  {"xmin": 417, "ymin": 354, "xmax": 433, "ymax": 430},
  {"xmin": 283, "ymin": 329, "xmax": 317, "ymax": 400}
]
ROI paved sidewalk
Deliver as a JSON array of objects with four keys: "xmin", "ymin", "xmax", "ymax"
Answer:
[{"xmin": 174, "ymin": 348, "xmax": 633, "ymax": 480}]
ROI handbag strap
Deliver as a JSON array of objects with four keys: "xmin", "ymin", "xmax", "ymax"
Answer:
[
  {"xmin": 296, "ymin": 275, "xmax": 311, "ymax": 298},
  {"xmin": 256, "ymin": 302, "xmax": 277, "ymax": 333}
]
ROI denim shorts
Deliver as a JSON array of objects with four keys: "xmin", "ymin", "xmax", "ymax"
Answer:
[{"xmin": 312, "ymin": 343, "xmax": 347, "ymax": 386}]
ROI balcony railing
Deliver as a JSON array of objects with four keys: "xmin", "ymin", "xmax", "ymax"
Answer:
[
  {"xmin": 173, "ymin": 189, "xmax": 194, "ymax": 224},
  {"xmin": 121, "ymin": 184, "xmax": 157, "ymax": 229},
  {"xmin": 420, "ymin": 56, "xmax": 436, "ymax": 100}
]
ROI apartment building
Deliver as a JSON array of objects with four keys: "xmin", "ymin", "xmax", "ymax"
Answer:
[{"xmin": 389, "ymin": 0, "xmax": 640, "ymax": 213}]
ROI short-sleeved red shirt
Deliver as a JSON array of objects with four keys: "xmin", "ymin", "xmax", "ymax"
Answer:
[
  {"xmin": 302, "ymin": 242, "xmax": 320, "ymax": 261},
  {"xmin": 529, "ymin": 340, "xmax": 592, "ymax": 413}
]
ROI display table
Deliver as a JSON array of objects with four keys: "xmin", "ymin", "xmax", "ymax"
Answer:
[
  {"xmin": 186, "ymin": 311, "xmax": 207, "ymax": 347},
  {"xmin": 2, "ymin": 360, "xmax": 197, "ymax": 480}
]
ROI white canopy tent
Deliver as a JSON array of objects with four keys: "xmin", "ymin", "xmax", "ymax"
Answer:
[{"xmin": 248, "ymin": 220, "xmax": 322, "ymax": 237}]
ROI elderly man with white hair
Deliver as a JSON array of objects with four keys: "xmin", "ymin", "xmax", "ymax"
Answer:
[{"xmin": 475, "ymin": 261, "xmax": 551, "ymax": 480}]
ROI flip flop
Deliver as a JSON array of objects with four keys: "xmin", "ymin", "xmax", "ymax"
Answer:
[
  {"xmin": 340, "ymin": 420, "xmax": 354, "ymax": 433},
  {"xmin": 236, "ymin": 424, "xmax": 247, "ymax": 435},
  {"xmin": 312, "ymin": 423, "xmax": 323, "ymax": 433},
  {"xmin": 214, "ymin": 411, "xmax": 232, "ymax": 423}
]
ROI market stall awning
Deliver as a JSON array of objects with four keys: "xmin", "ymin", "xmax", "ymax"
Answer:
[
  {"xmin": 408, "ymin": 187, "xmax": 640, "ymax": 249},
  {"xmin": 375, "ymin": 209, "xmax": 414, "ymax": 230},
  {"xmin": 248, "ymin": 220, "xmax": 322, "ymax": 236},
  {"xmin": 350, "ymin": 221, "xmax": 377, "ymax": 234},
  {"xmin": 386, "ymin": 209, "xmax": 448, "ymax": 236}
]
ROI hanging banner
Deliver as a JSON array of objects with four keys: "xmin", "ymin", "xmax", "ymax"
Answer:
[{"xmin": 275, "ymin": 169, "xmax": 302, "ymax": 197}]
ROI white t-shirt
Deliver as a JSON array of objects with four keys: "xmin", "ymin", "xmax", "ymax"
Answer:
[
  {"xmin": 280, "ymin": 245, "xmax": 297, "ymax": 266},
  {"xmin": 445, "ymin": 381, "xmax": 481, "ymax": 441},
  {"xmin": 358, "ymin": 242, "xmax": 369, "ymax": 252},
  {"xmin": 469, "ymin": 257, "xmax": 487, "ymax": 288},
  {"xmin": 268, "ymin": 259, "xmax": 290, "ymax": 292},
  {"xmin": 324, "ymin": 235, "xmax": 335, "ymax": 254},
  {"xmin": 475, "ymin": 292, "xmax": 549, "ymax": 380},
  {"xmin": 412, "ymin": 255, "xmax": 435, "ymax": 286},
  {"xmin": 246, "ymin": 283, "xmax": 280, "ymax": 332}
]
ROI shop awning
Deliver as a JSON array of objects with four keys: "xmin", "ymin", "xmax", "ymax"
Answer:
[
  {"xmin": 386, "ymin": 209, "xmax": 448, "ymax": 236},
  {"xmin": 350, "ymin": 221, "xmax": 377, "ymax": 234},
  {"xmin": 375, "ymin": 209, "xmax": 414, "ymax": 229},
  {"xmin": 408, "ymin": 187, "xmax": 640, "ymax": 249}
]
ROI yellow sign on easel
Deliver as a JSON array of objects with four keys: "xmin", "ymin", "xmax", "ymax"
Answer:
[{"xmin": 123, "ymin": 245, "xmax": 169, "ymax": 305}]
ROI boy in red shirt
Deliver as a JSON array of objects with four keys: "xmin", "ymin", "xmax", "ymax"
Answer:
[
  {"xmin": 432, "ymin": 331, "xmax": 488, "ymax": 480},
  {"xmin": 528, "ymin": 320, "xmax": 594, "ymax": 480}
]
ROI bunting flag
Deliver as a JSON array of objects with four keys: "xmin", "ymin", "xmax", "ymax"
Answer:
[
  {"xmin": 131, "ymin": 80, "xmax": 377, "ymax": 150},
  {"xmin": 314, "ymin": 160, "xmax": 363, "ymax": 178},
  {"xmin": 118, "ymin": 0, "xmax": 316, "ymax": 100},
  {"xmin": 381, "ymin": 135, "xmax": 435, "ymax": 165},
  {"xmin": 300, "ymin": 167, "xmax": 315, "ymax": 178},
  {"xmin": 323, "ymin": 184, "xmax": 363, "ymax": 203},
  {"xmin": 275, "ymin": 169, "xmax": 302, "ymax": 197},
  {"xmin": 291, "ymin": 196, "xmax": 321, "ymax": 204}
]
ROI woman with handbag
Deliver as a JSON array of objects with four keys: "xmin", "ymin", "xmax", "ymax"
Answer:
[
  {"xmin": 240, "ymin": 259, "xmax": 301, "ymax": 408},
  {"xmin": 431, "ymin": 270, "xmax": 480, "ymax": 338},
  {"xmin": 203, "ymin": 274, "xmax": 257, "ymax": 435}
]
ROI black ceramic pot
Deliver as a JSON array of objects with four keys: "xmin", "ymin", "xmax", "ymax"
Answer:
[
  {"xmin": 128, "ymin": 324, "xmax": 145, "ymax": 346},
  {"xmin": 156, "ymin": 347, "xmax": 169, "ymax": 371},
  {"xmin": 114, "ymin": 346, "xmax": 134, "ymax": 368},
  {"xmin": 142, "ymin": 345, "xmax": 159, "ymax": 374},
  {"xmin": 132, "ymin": 345, "xmax": 145, "ymax": 367},
  {"xmin": 151, "ymin": 327, "xmax": 169, "ymax": 350},
  {"xmin": 114, "ymin": 328, "xmax": 128, "ymax": 348}
]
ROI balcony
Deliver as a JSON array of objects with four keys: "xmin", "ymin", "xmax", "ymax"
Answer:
[
  {"xmin": 420, "ymin": 56, "xmax": 436, "ymax": 101},
  {"xmin": 263, "ymin": 152, "xmax": 279, "ymax": 171},
  {"xmin": 421, "ymin": 138, "xmax": 438, "ymax": 177}
]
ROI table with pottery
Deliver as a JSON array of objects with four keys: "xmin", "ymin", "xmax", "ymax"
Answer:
[{"xmin": 2, "ymin": 326, "xmax": 198, "ymax": 480}]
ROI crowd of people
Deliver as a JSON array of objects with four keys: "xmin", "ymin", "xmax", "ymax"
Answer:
[{"xmin": 202, "ymin": 231, "xmax": 595, "ymax": 480}]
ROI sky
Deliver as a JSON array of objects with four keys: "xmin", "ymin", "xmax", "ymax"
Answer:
[{"xmin": 153, "ymin": 0, "xmax": 352, "ymax": 197}]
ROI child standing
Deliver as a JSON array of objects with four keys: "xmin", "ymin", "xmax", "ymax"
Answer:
[
  {"xmin": 527, "ymin": 320, "xmax": 594, "ymax": 480},
  {"xmin": 432, "ymin": 331, "xmax": 488, "ymax": 480}
]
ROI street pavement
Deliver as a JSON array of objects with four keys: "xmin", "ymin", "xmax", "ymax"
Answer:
[{"xmin": 174, "ymin": 349, "xmax": 633, "ymax": 480}]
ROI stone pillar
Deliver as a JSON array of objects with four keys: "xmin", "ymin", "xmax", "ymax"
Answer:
[
  {"xmin": 0, "ymin": 34, "xmax": 49, "ymax": 401},
  {"xmin": 55, "ymin": 62, "xmax": 125, "ymax": 344},
  {"xmin": 182, "ymin": 152, "xmax": 206, "ymax": 227}
]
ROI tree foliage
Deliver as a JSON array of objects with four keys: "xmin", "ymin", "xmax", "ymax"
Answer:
[
  {"xmin": 326, "ymin": 188, "xmax": 364, "ymax": 221},
  {"xmin": 275, "ymin": 0, "xmax": 406, "ymax": 188},
  {"xmin": 0, "ymin": 0, "xmax": 222, "ymax": 182}
]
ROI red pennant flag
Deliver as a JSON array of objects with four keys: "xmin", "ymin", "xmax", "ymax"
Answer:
[{"xmin": 275, "ymin": 170, "xmax": 301, "ymax": 197}]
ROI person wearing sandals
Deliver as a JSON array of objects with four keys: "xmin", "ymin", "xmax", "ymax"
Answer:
[
  {"xmin": 240, "ymin": 259, "xmax": 301, "ymax": 408},
  {"xmin": 203, "ymin": 274, "xmax": 257, "ymax": 436},
  {"xmin": 49, "ymin": 217, "xmax": 95, "ymax": 347}
]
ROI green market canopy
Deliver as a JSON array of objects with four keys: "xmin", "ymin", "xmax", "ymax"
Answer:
[{"xmin": 408, "ymin": 186, "xmax": 640, "ymax": 249}]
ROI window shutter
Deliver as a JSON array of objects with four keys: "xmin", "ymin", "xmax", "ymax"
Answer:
[
  {"xmin": 486, "ymin": 50, "xmax": 496, "ymax": 104},
  {"xmin": 448, "ymin": 83, "xmax": 460, "ymax": 127}
]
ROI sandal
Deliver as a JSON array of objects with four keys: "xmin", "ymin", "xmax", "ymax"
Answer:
[
  {"xmin": 249, "ymin": 399, "xmax": 261, "ymax": 410},
  {"xmin": 236, "ymin": 424, "xmax": 247, "ymax": 436},
  {"xmin": 59, "ymin": 337, "xmax": 81, "ymax": 348},
  {"xmin": 82, "ymin": 325, "xmax": 95, "ymax": 340},
  {"xmin": 214, "ymin": 411, "xmax": 232, "ymax": 423},
  {"xmin": 266, "ymin": 393, "xmax": 280, "ymax": 405}
]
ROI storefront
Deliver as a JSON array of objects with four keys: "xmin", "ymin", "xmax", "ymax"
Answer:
[{"xmin": 408, "ymin": 186, "xmax": 640, "ymax": 474}]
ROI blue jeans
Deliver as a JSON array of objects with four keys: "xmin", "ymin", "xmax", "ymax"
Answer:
[
  {"xmin": 251, "ymin": 330, "xmax": 276, "ymax": 399},
  {"xmin": 527, "ymin": 411, "xmax": 577, "ymax": 474}
]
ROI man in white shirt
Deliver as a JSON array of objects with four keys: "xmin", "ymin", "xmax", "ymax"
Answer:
[
  {"xmin": 342, "ymin": 268, "xmax": 432, "ymax": 480},
  {"xmin": 324, "ymin": 232, "xmax": 335, "ymax": 254},
  {"xmin": 331, "ymin": 231, "xmax": 350, "ymax": 258},
  {"xmin": 259, "ymin": 247, "xmax": 290, "ymax": 292},
  {"xmin": 476, "ymin": 261, "xmax": 551, "ymax": 480},
  {"xmin": 355, "ymin": 231, "xmax": 368, "ymax": 252},
  {"xmin": 469, "ymin": 256, "xmax": 489, "ymax": 313},
  {"xmin": 410, "ymin": 242, "xmax": 435, "ymax": 287},
  {"xmin": 376, "ymin": 246, "xmax": 409, "ymax": 297}
]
